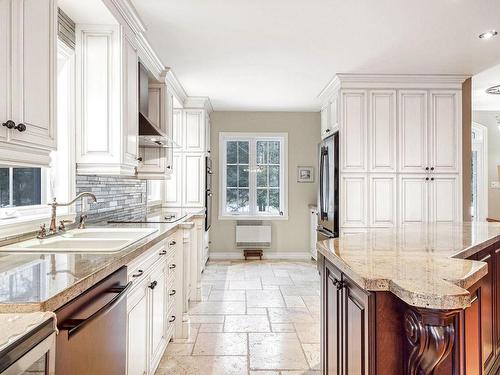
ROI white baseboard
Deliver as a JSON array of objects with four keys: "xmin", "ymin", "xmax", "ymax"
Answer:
[{"xmin": 209, "ymin": 251, "xmax": 313, "ymax": 261}]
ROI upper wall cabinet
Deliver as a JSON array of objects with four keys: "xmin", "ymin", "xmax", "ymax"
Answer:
[
  {"xmin": 184, "ymin": 110, "xmax": 205, "ymax": 152},
  {"xmin": 369, "ymin": 90, "xmax": 396, "ymax": 172},
  {"xmin": 75, "ymin": 24, "xmax": 139, "ymax": 176},
  {"xmin": 340, "ymin": 90, "xmax": 368, "ymax": 173},
  {"xmin": 137, "ymin": 84, "xmax": 174, "ymax": 179},
  {"xmin": 429, "ymin": 90, "xmax": 461, "ymax": 174},
  {"xmin": 398, "ymin": 90, "xmax": 428, "ymax": 173},
  {"xmin": 320, "ymin": 95, "xmax": 339, "ymax": 139},
  {"xmin": 0, "ymin": 0, "xmax": 57, "ymax": 167}
]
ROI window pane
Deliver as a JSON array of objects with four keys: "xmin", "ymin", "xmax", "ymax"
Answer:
[
  {"xmin": 269, "ymin": 188, "xmax": 280, "ymax": 214},
  {"xmin": 238, "ymin": 189, "xmax": 249, "ymax": 212},
  {"xmin": 238, "ymin": 165, "xmax": 249, "ymax": 187},
  {"xmin": 227, "ymin": 165, "xmax": 238, "ymax": 187},
  {"xmin": 257, "ymin": 166, "xmax": 268, "ymax": 187},
  {"xmin": 257, "ymin": 188, "xmax": 268, "ymax": 212},
  {"xmin": 269, "ymin": 166, "xmax": 280, "ymax": 187},
  {"xmin": 227, "ymin": 141, "xmax": 237, "ymax": 164},
  {"xmin": 238, "ymin": 142, "xmax": 249, "ymax": 164},
  {"xmin": 12, "ymin": 168, "xmax": 41, "ymax": 207},
  {"xmin": 256, "ymin": 141, "xmax": 267, "ymax": 164},
  {"xmin": 269, "ymin": 141, "xmax": 280, "ymax": 164},
  {"xmin": 226, "ymin": 188, "xmax": 238, "ymax": 212},
  {"xmin": 0, "ymin": 169, "xmax": 9, "ymax": 207}
]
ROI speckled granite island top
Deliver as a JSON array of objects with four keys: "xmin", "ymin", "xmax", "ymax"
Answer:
[
  {"xmin": 0, "ymin": 209, "xmax": 204, "ymax": 313},
  {"xmin": 317, "ymin": 222, "xmax": 500, "ymax": 310}
]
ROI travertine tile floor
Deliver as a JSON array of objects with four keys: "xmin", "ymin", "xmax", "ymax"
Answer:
[{"xmin": 155, "ymin": 260, "xmax": 321, "ymax": 375}]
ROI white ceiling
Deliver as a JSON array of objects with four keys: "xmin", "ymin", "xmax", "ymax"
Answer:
[
  {"xmin": 473, "ymin": 63, "xmax": 500, "ymax": 111},
  {"xmin": 59, "ymin": 0, "xmax": 116, "ymax": 24},
  {"xmin": 131, "ymin": 0, "xmax": 500, "ymax": 111}
]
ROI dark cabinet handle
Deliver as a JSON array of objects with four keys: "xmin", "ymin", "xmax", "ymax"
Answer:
[
  {"xmin": 169, "ymin": 289, "xmax": 176, "ymax": 296},
  {"xmin": 334, "ymin": 279, "xmax": 345, "ymax": 290},
  {"xmin": 425, "ymin": 177, "xmax": 429, "ymax": 181},
  {"xmin": 169, "ymin": 264, "xmax": 176, "ymax": 269},
  {"xmin": 430, "ymin": 177, "xmax": 434, "ymax": 181},
  {"xmin": 137, "ymin": 157, "xmax": 143, "ymax": 162},
  {"xmin": 2, "ymin": 120, "xmax": 25, "ymax": 132},
  {"xmin": 169, "ymin": 316, "xmax": 176, "ymax": 323},
  {"xmin": 169, "ymin": 240, "xmax": 176, "ymax": 246},
  {"xmin": 430, "ymin": 167, "xmax": 434, "ymax": 171},
  {"xmin": 132, "ymin": 269, "xmax": 144, "ymax": 278},
  {"xmin": 325, "ymin": 129, "xmax": 330, "ymax": 132},
  {"xmin": 148, "ymin": 281, "xmax": 158, "ymax": 290},
  {"xmin": 167, "ymin": 165, "xmax": 171, "ymax": 169},
  {"xmin": 425, "ymin": 167, "xmax": 429, "ymax": 171},
  {"xmin": 159, "ymin": 250, "xmax": 167, "ymax": 255}
]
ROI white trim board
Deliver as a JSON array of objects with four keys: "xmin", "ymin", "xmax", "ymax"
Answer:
[{"xmin": 209, "ymin": 251, "xmax": 312, "ymax": 261}]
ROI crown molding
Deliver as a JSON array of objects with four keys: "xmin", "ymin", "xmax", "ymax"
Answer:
[
  {"xmin": 165, "ymin": 69, "xmax": 188, "ymax": 107},
  {"xmin": 318, "ymin": 73, "xmax": 471, "ymax": 102},
  {"xmin": 184, "ymin": 96, "xmax": 214, "ymax": 113}
]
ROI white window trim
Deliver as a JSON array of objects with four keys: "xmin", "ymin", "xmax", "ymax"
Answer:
[{"xmin": 218, "ymin": 132, "xmax": 288, "ymax": 220}]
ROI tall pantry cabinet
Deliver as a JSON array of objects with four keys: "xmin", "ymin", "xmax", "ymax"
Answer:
[{"xmin": 319, "ymin": 74, "xmax": 467, "ymax": 231}]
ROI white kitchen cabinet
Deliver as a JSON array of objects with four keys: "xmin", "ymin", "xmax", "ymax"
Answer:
[
  {"xmin": 0, "ymin": 0, "xmax": 57, "ymax": 166},
  {"xmin": 310, "ymin": 207, "xmax": 318, "ymax": 259},
  {"xmin": 182, "ymin": 153, "xmax": 205, "ymax": 208},
  {"xmin": 429, "ymin": 174, "xmax": 461, "ymax": 223},
  {"xmin": 127, "ymin": 278, "xmax": 149, "ymax": 375},
  {"xmin": 398, "ymin": 90, "xmax": 428, "ymax": 173},
  {"xmin": 369, "ymin": 90, "xmax": 397, "ymax": 172},
  {"xmin": 172, "ymin": 109, "xmax": 183, "ymax": 148},
  {"xmin": 329, "ymin": 95, "xmax": 339, "ymax": 132},
  {"xmin": 341, "ymin": 90, "xmax": 368, "ymax": 172},
  {"xmin": 205, "ymin": 113, "xmax": 211, "ymax": 152},
  {"xmin": 184, "ymin": 110, "xmax": 205, "ymax": 152},
  {"xmin": 149, "ymin": 260, "xmax": 168, "ymax": 371},
  {"xmin": 399, "ymin": 174, "xmax": 429, "ymax": 225},
  {"xmin": 320, "ymin": 105, "xmax": 329, "ymax": 139},
  {"xmin": 75, "ymin": 25, "xmax": 139, "ymax": 176},
  {"xmin": 369, "ymin": 175, "xmax": 397, "ymax": 227},
  {"xmin": 341, "ymin": 174, "xmax": 368, "ymax": 228},
  {"xmin": 429, "ymin": 90, "xmax": 461, "ymax": 174},
  {"xmin": 165, "ymin": 154, "xmax": 182, "ymax": 206},
  {"xmin": 137, "ymin": 83, "xmax": 174, "ymax": 179}
]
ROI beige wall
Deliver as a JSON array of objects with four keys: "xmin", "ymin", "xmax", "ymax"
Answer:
[
  {"xmin": 210, "ymin": 111, "xmax": 320, "ymax": 255},
  {"xmin": 472, "ymin": 110, "xmax": 500, "ymax": 219}
]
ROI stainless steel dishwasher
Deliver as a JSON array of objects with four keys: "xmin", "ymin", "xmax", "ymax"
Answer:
[{"xmin": 55, "ymin": 267, "xmax": 131, "ymax": 375}]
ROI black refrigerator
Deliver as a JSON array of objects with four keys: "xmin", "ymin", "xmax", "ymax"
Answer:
[{"xmin": 317, "ymin": 132, "xmax": 339, "ymax": 241}]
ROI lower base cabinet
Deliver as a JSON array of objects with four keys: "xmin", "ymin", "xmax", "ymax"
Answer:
[{"xmin": 126, "ymin": 237, "xmax": 177, "ymax": 375}]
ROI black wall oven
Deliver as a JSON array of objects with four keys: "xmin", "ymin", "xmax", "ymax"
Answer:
[{"xmin": 205, "ymin": 156, "xmax": 212, "ymax": 231}]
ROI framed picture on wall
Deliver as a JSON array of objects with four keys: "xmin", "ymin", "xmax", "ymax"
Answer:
[{"xmin": 297, "ymin": 166, "xmax": 314, "ymax": 183}]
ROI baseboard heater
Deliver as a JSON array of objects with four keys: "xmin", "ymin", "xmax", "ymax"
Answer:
[{"xmin": 236, "ymin": 221, "xmax": 271, "ymax": 259}]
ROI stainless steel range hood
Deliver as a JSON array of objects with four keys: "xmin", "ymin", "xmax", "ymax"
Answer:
[{"xmin": 138, "ymin": 63, "xmax": 179, "ymax": 148}]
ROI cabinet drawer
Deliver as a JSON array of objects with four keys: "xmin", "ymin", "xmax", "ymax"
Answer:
[{"xmin": 127, "ymin": 241, "xmax": 167, "ymax": 283}]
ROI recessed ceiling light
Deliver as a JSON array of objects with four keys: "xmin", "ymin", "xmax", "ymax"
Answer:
[
  {"xmin": 479, "ymin": 30, "xmax": 498, "ymax": 39},
  {"xmin": 486, "ymin": 85, "xmax": 500, "ymax": 95}
]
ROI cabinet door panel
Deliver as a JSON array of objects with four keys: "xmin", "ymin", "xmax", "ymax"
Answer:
[
  {"xmin": 430, "ymin": 91, "xmax": 460, "ymax": 173},
  {"xmin": 341, "ymin": 175, "xmax": 368, "ymax": 227},
  {"xmin": 183, "ymin": 153, "xmax": 204, "ymax": 207},
  {"xmin": 369, "ymin": 175, "xmax": 396, "ymax": 227},
  {"xmin": 0, "ymin": 0, "xmax": 8, "ymax": 141},
  {"xmin": 398, "ymin": 91, "xmax": 428, "ymax": 173},
  {"xmin": 341, "ymin": 90, "xmax": 367, "ymax": 172},
  {"xmin": 369, "ymin": 90, "xmax": 396, "ymax": 172},
  {"xmin": 325, "ymin": 264, "xmax": 342, "ymax": 375},
  {"xmin": 464, "ymin": 289, "xmax": 482, "ymax": 375},
  {"xmin": 429, "ymin": 175, "xmax": 460, "ymax": 223},
  {"xmin": 343, "ymin": 279, "xmax": 369, "ymax": 375},
  {"xmin": 10, "ymin": 0, "xmax": 56, "ymax": 149},
  {"xmin": 399, "ymin": 175, "xmax": 428, "ymax": 225},
  {"xmin": 329, "ymin": 95, "xmax": 339, "ymax": 131},
  {"xmin": 321, "ymin": 106, "xmax": 329, "ymax": 139},
  {"xmin": 127, "ymin": 284, "xmax": 149, "ymax": 375},
  {"xmin": 165, "ymin": 154, "xmax": 182, "ymax": 206},
  {"xmin": 172, "ymin": 109, "xmax": 183, "ymax": 147},
  {"xmin": 123, "ymin": 37, "xmax": 138, "ymax": 166},
  {"xmin": 478, "ymin": 250, "xmax": 494, "ymax": 372},
  {"xmin": 150, "ymin": 262, "xmax": 167, "ymax": 364},
  {"xmin": 496, "ymin": 247, "xmax": 500, "ymax": 352},
  {"xmin": 184, "ymin": 110, "xmax": 204, "ymax": 151}
]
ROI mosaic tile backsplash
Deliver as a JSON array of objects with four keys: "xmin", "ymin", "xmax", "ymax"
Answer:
[{"xmin": 75, "ymin": 175, "xmax": 147, "ymax": 222}]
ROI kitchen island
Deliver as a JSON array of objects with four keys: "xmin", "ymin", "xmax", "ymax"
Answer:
[{"xmin": 317, "ymin": 222, "xmax": 500, "ymax": 375}]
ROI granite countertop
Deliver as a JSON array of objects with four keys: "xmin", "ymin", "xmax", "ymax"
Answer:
[
  {"xmin": 0, "ymin": 208, "xmax": 205, "ymax": 313},
  {"xmin": 0, "ymin": 312, "xmax": 56, "ymax": 352},
  {"xmin": 316, "ymin": 222, "xmax": 500, "ymax": 310}
]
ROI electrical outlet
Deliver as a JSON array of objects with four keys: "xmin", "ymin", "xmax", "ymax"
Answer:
[{"xmin": 491, "ymin": 181, "xmax": 500, "ymax": 189}]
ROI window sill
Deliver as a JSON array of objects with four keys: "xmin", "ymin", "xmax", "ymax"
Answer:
[
  {"xmin": 0, "ymin": 213, "xmax": 76, "ymax": 240},
  {"xmin": 218, "ymin": 215, "xmax": 289, "ymax": 221}
]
